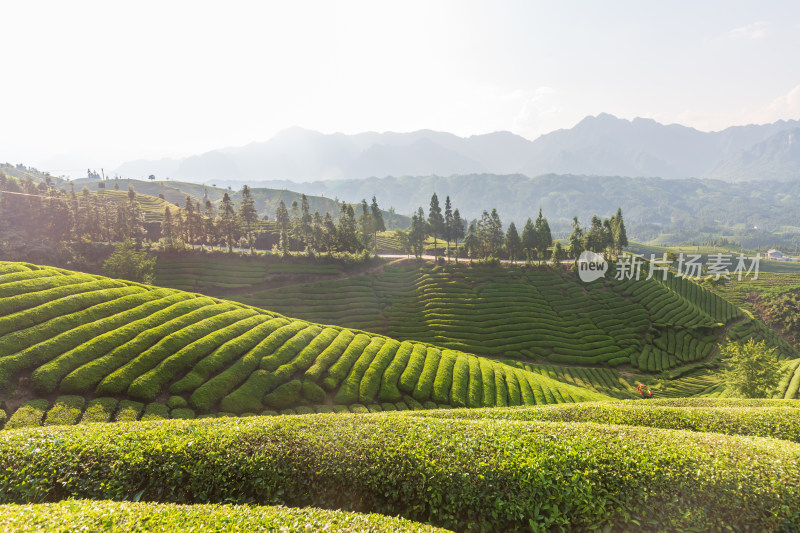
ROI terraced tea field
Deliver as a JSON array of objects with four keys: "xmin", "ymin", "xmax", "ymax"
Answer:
[
  {"xmin": 0, "ymin": 261, "xmax": 608, "ymax": 428},
  {"xmin": 231, "ymin": 261, "xmax": 797, "ymax": 374},
  {"xmin": 97, "ymin": 189, "xmax": 182, "ymax": 222},
  {"xmin": 154, "ymin": 255, "xmax": 342, "ymax": 292}
]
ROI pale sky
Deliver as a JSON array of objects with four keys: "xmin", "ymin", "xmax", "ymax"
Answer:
[{"xmin": 2, "ymin": 0, "xmax": 800, "ymax": 175}]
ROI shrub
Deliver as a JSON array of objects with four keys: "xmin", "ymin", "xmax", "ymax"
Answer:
[
  {"xmin": 62, "ymin": 299, "xmax": 221, "ymax": 394},
  {"xmin": 325, "ymin": 334, "xmax": 372, "ymax": 387},
  {"xmin": 0, "ymin": 500, "xmax": 448, "ymax": 533},
  {"xmin": 334, "ymin": 338, "xmax": 386, "ymax": 404},
  {"xmin": 304, "ymin": 330, "xmax": 355, "ymax": 381},
  {"xmin": 359, "ymin": 340, "xmax": 400, "ymax": 404},
  {"xmin": 0, "ymin": 415, "xmax": 798, "ymax": 531},
  {"xmin": 263, "ymin": 380, "xmax": 303, "ymax": 410},
  {"xmin": 431, "ymin": 351, "xmax": 457, "ymax": 404},
  {"xmin": 141, "ymin": 403, "xmax": 170, "ymax": 421},
  {"xmin": 113, "ymin": 400, "xmax": 143, "ymax": 422},
  {"xmin": 398, "ymin": 345, "xmax": 427, "ymax": 394},
  {"xmin": 378, "ymin": 342, "xmax": 414, "ymax": 402},
  {"xmin": 126, "ymin": 314, "xmax": 263, "ymax": 401},
  {"xmin": 166, "ymin": 396, "xmax": 188, "ymax": 409},
  {"xmin": 170, "ymin": 408, "xmax": 195, "ymax": 420},
  {"xmin": 43, "ymin": 396, "xmax": 85, "ymax": 426},
  {"xmin": 449, "ymin": 356, "xmax": 469, "ymax": 407},
  {"xmin": 302, "ymin": 380, "xmax": 327, "ymax": 404},
  {"xmin": 79, "ymin": 398, "xmax": 118, "ymax": 424},
  {"xmin": 189, "ymin": 321, "xmax": 306, "ymax": 412},
  {"xmin": 4, "ymin": 400, "xmax": 49, "ymax": 430},
  {"xmin": 412, "ymin": 348, "xmax": 441, "ymax": 402}
]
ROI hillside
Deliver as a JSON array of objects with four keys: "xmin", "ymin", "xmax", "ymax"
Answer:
[
  {"xmin": 0, "ymin": 261, "xmax": 609, "ymax": 429},
  {"xmin": 152, "ymin": 258, "xmax": 795, "ymax": 398},
  {"xmin": 114, "ymin": 116, "xmax": 800, "ymax": 182}
]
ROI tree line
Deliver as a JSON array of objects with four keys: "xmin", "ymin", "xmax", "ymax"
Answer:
[{"xmin": 394, "ymin": 193, "xmax": 628, "ymax": 262}]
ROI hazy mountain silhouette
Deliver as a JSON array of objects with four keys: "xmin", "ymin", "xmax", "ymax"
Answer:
[{"xmin": 116, "ymin": 115, "xmax": 800, "ymax": 182}]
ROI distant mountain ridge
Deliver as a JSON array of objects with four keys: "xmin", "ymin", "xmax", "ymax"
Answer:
[{"xmin": 116, "ymin": 115, "xmax": 800, "ymax": 182}]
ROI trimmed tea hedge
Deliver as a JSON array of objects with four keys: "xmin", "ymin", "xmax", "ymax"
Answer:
[{"xmin": 0, "ymin": 415, "xmax": 798, "ymax": 531}]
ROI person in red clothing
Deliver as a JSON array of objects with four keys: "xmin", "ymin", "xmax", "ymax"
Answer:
[{"xmin": 637, "ymin": 383, "xmax": 652, "ymax": 399}]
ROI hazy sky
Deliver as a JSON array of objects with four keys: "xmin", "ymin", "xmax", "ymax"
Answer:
[{"xmin": 2, "ymin": 0, "xmax": 800, "ymax": 174}]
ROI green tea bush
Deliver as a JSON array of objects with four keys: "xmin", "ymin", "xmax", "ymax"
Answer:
[
  {"xmin": 324, "ymin": 333, "xmax": 371, "ymax": 389},
  {"xmin": 189, "ymin": 321, "xmax": 307, "ymax": 412},
  {"xmin": 359, "ymin": 340, "xmax": 400, "ymax": 404},
  {"xmin": 411, "ymin": 348, "xmax": 441, "ymax": 402},
  {"xmin": 431, "ymin": 350, "xmax": 456, "ymax": 404},
  {"xmin": 0, "ymin": 500, "xmax": 449, "ymax": 533},
  {"xmin": 0, "ymin": 415, "xmax": 798, "ymax": 531},
  {"xmin": 4, "ymin": 400, "xmax": 49, "ymax": 430},
  {"xmin": 334, "ymin": 338, "xmax": 385, "ymax": 404},
  {"xmin": 42, "ymin": 396, "xmax": 85, "ymax": 426},
  {"xmin": 126, "ymin": 314, "xmax": 264, "ymax": 401},
  {"xmin": 377, "ymin": 342, "xmax": 414, "ymax": 402},
  {"xmin": 62, "ymin": 299, "xmax": 221, "ymax": 394},
  {"xmin": 141, "ymin": 403, "xmax": 170, "ymax": 421},
  {"xmin": 397, "ymin": 344, "xmax": 427, "ymax": 394},
  {"xmin": 79, "ymin": 398, "xmax": 118, "ymax": 424},
  {"xmin": 170, "ymin": 408, "xmax": 195, "ymax": 420},
  {"xmin": 113, "ymin": 400, "xmax": 143, "ymax": 422},
  {"xmin": 263, "ymin": 380, "xmax": 303, "ymax": 410},
  {"xmin": 301, "ymin": 380, "xmax": 327, "ymax": 404},
  {"xmin": 303, "ymin": 330, "xmax": 355, "ymax": 381}
]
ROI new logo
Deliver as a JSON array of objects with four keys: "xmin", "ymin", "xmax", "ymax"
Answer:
[{"xmin": 577, "ymin": 251, "xmax": 608, "ymax": 282}]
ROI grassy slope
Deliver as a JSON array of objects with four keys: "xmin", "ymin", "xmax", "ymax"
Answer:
[{"xmin": 0, "ymin": 261, "xmax": 609, "ymax": 428}]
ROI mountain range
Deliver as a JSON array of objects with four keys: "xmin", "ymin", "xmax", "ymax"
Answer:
[{"xmin": 116, "ymin": 114, "xmax": 800, "ymax": 183}]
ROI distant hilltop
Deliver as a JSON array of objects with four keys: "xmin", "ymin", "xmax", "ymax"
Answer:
[{"xmin": 116, "ymin": 115, "xmax": 800, "ymax": 183}]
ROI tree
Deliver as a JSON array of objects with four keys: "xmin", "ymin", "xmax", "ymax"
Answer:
[
  {"xmin": 370, "ymin": 196, "xmax": 385, "ymax": 252},
  {"xmin": 585, "ymin": 215, "xmax": 605, "ymax": 253},
  {"xmin": 322, "ymin": 212, "xmax": 337, "ymax": 253},
  {"xmin": 452, "ymin": 208, "xmax": 464, "ymax": 260},
  {"xmin": 720, "ymin": 339, "xmax": 782, "ymax": 398},
  {"xmin": 300, "ymin": 194, "xmax": 313, "ymax": 247},
  {"xmin": 463, "ymin": 220, "xmax": 479, "ymax": 260},
  {"xmin": 553, "ymin": 241, "xmax": 567, "ymax": 266},
  {"xmin": 521, "ymin": 217, "xmax": 539, "ymax": 262},
  {"xmin": 239, "ymin": 185, "xmax": 258, "ymax": 253},
  {"xmin": 427, "ymin": 193, "xmax": 444, "ymax": 257},
  {"xmin": 357, "ymin": 199, "xmax": 374, "ymax": 249},
  {"xmin": 161, "ymin": 207, "xmax": 177, "ymax": 250},
  {"xmin": 505, "ymin": 222, "xmax": 522, "ymax": 262},
  {"xmin": 336, "ymin": 201, "xmax": 360, "ymax": 252},
  {"xmin": 218, "ymin": 192, "xmax": 239, "ymax": 253},
  {"xmin": 394, "ymin": 229, "xmax": 412, "ymax": 257},
  {"xmin": 102, "ymin": 239, "xmax": 155, "ymax": 284},
  {"xmin": 568, "ymin": 217, "xmax": 585, "ymax": 260},
  {"xmin": 410, "ymin": 207, "xmax": 427, "ymax": 258},
  {"xmin": 443, "ymin": 196, "xmax": 453, "ymax": 259},
  {"xmin": 148, "ymin": 174, "xmax": 156, "ymax": 181},
  {"xmin": 610, "ymin": 207, "xmax": 628, "ymax": 256},
  {"xmin": 534, "ymin": 208, "xmax": 552, "ymax": 262},
  {"xmin": 275, "ymin": 199, "xmax": 290, "ymax": 253}
]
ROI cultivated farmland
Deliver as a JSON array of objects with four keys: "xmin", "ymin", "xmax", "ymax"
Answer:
[{"xmin": 0, "ymin": 261, "xmax": 608, "ymax": 427}]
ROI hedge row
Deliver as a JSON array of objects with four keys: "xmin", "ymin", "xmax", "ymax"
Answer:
[
  {"xmin": 0, "ymin": 415, "xmax": 798, "ymax": 531},
  {"xmin": 0, "ymin": 500, "xmax": 448, "ymax": 532}
]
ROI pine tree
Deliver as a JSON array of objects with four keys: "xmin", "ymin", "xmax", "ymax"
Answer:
[
  {"xmin": 611, "ymin": 207, "xmax": 628, "ymax": 256},
  {"xmin": 218, "ymin": 192, "xmax": 238, "ymax": 253},
  {"xmin": 275, "ymin": 199, "xmax": 291, "ymax": 253},
  {"xmin": 337, "ymin": 201, "xmax": 360, "ymax": 252},
  {"xmin": 370, "ymin": 196, "xmax": 385, "ymax": 252},
  {"xmin": 428, "ymin": 193, "xmax": 444, "ymax": 257},
  {"xmin": 522, "ymin": 217, "xmax": 539, "ymax": 263},
  {"xmin": 357, "ymin": 199, "xmax": 374, "ymax": 249},
  {"xmin": 444, "ymin": 196, "xmax": 453, "ymax": 259},
  {"xmin": 411, "ymin": 207, "xmax": 428, "ymax": 258},
  {"xmin": 505, "ymin": 221, "xmax": 522, "ymax": 262},
  {"xmin": 464, "ymin": 220, "xmax": 479, "ymax": 260},
  {"xmin": 568, "ymin": 217, "xmax": 586, "ymax": 260},
  {"xmin": 452, "ymin": 208, "xmax": 464, "ymax": 260},
  {"xmin": 534, "ymin": 208, "xmax": 552, "ymax": 262},
  {"xmin": 239, "ymin": 185, "xmax": 258, "ymax": 253},
  {"xmin": 322, "ymin": 212, "xmax": 337, "ymax": 253},
  {"xmin": 300, "ymin": 194, "xmax": 313, "ymax": 247}
]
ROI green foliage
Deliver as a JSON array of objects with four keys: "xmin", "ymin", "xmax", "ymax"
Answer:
[
  {"xmin": 113, "ymin": 400, "xmax": 143, "ymax": 422},
  {"xmin": 102, "ymin": 240, "xmax": 155, "ymax": 284},
  {"xmin": 721, "ymin": 338, "xmax": 783, "ymax": 398},
  {"xmin": 0, "ymin": 500, "xmax": 448, "ymax": 533},
  {"xmin": 79, "ymin": 398, "xmax": 118, "ymax": 424},
  {"xmin": 4, "ymin": 400, "xmax": 49, "ymax": 430},
  {"xmin": 1, "ymin": 414, "xmax": 799, "ymax": 531},
  {"xmin": 141, "ymin": 403, "xmax": 170, "ymax": 421},
  {"xmin": 43, "ymin": 396, "xmax": 85, "ymax": 426},
  {"xmin": 301, "ymin": 380, "xmax": 327, "ymax": 404},
  {"xmin": 170, "ymin": 408, "xmax": 195, "ymax": 420},
  {"xmin": 263, "ymin": 380, "xmax": 303, "ymax": 410}
]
